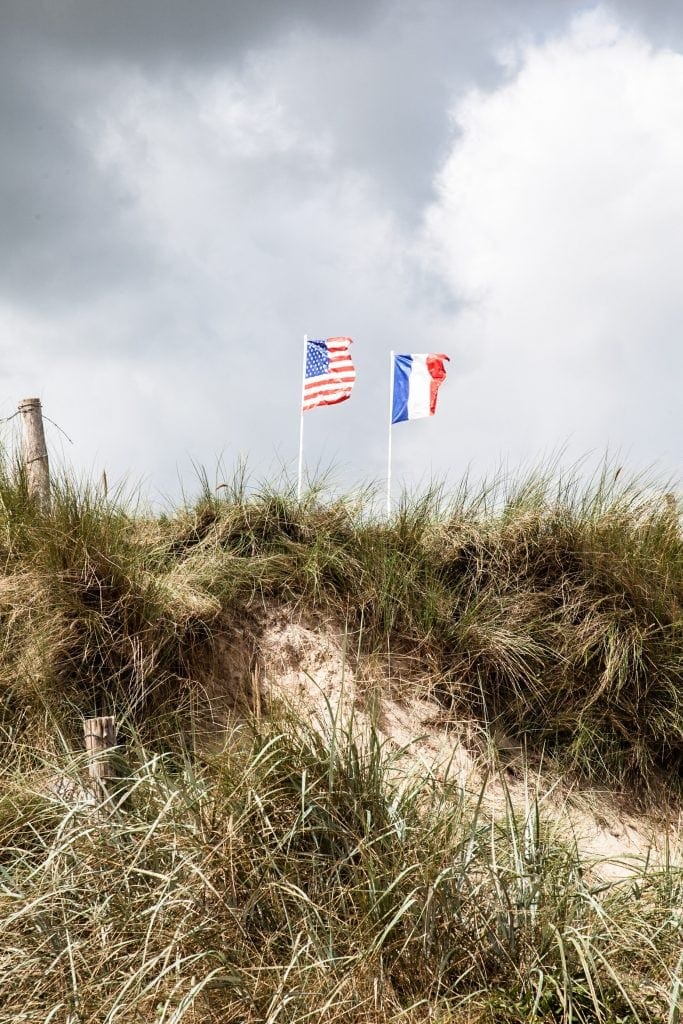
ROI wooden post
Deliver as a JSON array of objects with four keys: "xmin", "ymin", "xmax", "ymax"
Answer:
[
  {"xmin": 18, "ymin": 397, "xmax": 50, "ymax": 512},
  {"xmin": 83, "ymin": 716, "xmax": 117, "ymax": 785}
]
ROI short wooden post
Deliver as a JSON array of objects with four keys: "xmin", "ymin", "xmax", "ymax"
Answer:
[
  {"xmin": 83, "ymin": 716, "xmax": 117, "ymax": 785},
  {"xmin": 18, "ymin": 397, "xmax": 50, "ymax": 512}
]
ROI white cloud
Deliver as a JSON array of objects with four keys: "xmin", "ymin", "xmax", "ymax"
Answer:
[{"xmin": 424, "ymin": 8, "xmax": 683, "ymax": 481}]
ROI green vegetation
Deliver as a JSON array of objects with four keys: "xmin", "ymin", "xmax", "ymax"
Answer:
[
  {"xmin": 1, "ymin": 459, "xmax": 680, "ymax": 792},
  {"xmin": 3, "ymin": 713, "xmax": 683, "ymax": 1023},
  {"xmin": 0, "ymin": 457, "xmax": 681, "ymax": 1021}
]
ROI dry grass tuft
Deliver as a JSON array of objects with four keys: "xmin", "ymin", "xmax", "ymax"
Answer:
[{"xmin": 1, "ymin": 711, "xmax": 682, "ymax": 1023}]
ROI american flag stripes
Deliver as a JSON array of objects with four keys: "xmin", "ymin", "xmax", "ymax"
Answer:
[{"xmin": 302, "ymin": 337, "xmax": 356, "ymax": 412}]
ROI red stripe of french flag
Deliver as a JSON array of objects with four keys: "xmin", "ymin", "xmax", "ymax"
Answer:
[
  {"xmin": 426, "ymin": 354, "xmax": 448, "ymax": 416},
  {"xmin": 401, "ymin": 353, "xmax": 449, "ymax": 421}
]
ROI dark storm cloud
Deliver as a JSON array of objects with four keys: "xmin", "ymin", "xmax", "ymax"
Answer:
[
  {"xmin": 1, "ymin": 0, "xmax": 383, "ymax": 64},
  {"xmin": 3, "ymin": 0, "xmax": 664, "ymax": 279},
  {"xmin": 0, "ymin": 0, "xmax": 385, "ymax": 316},
  {"xmin": 0, "ymin": 0, "xmax": 580, "ymax": 315},
  {"xmin": 0, "ymin": 53, "xmax": 154, "ymax": 316},
  {"xmin": 0, "ymin": 0, "xmax": 678, "ymax": 297}
]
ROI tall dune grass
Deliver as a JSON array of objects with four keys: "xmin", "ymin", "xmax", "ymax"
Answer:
[
  {"xmin": 0, "ymin": 456, "xmax": 679, "ymax": 794},
  {"xmin": 1, "ymin": 710, "xmax": 682, "ymax": 1023},
  {"xmin": 0, "ymin": 455, "xmax": 682, "ymax": 1020}
]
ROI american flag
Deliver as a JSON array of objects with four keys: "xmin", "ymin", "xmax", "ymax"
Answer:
[{"xmin": 302, "ymin": 337, "xmax": 355, "ymax": 412}]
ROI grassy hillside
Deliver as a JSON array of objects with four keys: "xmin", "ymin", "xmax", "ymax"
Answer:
[
  {"xmin": 1, "ymin": 460, "xmax": 680, "ymax": 791},
  {"xmin": 1, "ymin": 460, "xmax": 682, "ymax": 1022}
]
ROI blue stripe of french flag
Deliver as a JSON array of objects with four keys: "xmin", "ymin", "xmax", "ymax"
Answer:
[{"xmin": 391, "ymin": 353, "xmax": 450, "ymax": 424}]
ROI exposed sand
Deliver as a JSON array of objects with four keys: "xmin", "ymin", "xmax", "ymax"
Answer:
[{"xmin": 250, "ymin": 609, "xmax": 683, "ymax": 881}]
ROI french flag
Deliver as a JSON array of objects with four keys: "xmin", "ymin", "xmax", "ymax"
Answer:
[{"xmin": 391, "ymin": 353, "xmax": 450, "ymax": 424}]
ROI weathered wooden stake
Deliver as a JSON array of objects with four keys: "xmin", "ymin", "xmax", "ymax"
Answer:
[
  {"xmin": 83, "ymin": 715, "xmax": 117, "ymax": 784},
  {"xmin": 18, "ymin": 397, "xmax": 50, "ymax": 512}
]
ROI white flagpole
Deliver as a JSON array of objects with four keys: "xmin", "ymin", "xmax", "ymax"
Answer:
[
  {"xmin": 297, "ymin": 334, "xmax": 307, "ymax": 500},
  {"xmin": 386, "ymin": 350, "xmax": 395, "ymax": 518}
]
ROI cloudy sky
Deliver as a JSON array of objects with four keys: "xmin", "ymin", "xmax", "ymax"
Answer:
[{"xmin": 1, "ymin": 0, "xmax": 681, "ymax": 503}]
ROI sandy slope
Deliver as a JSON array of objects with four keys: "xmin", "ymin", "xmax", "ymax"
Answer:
[{"xmin": 232, "ymin": 610, "xmax": 683, "ymax": 881}]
